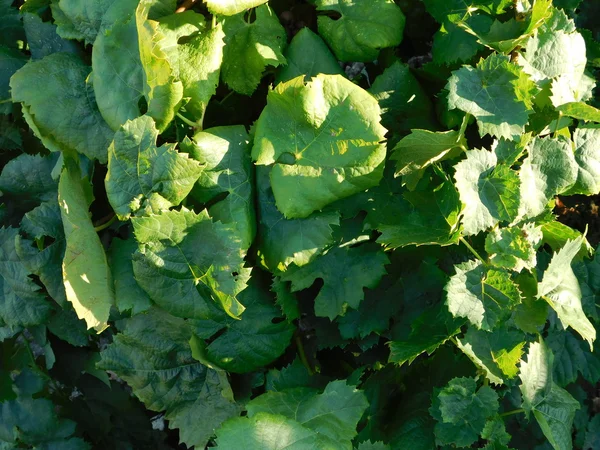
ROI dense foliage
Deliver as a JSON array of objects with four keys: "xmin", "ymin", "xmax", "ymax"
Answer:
[{"xmin": 1, "ymin": 0, "xmax": 600, "ymax": 449}]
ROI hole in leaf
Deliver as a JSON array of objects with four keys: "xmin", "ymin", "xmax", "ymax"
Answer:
[
  {"xmin": 277, "ymin": 152, "xmax": 297, "ymax": 165},
  {"xmin": 138, "ymin": 96, "xmax": 148, "ymax": 115}
]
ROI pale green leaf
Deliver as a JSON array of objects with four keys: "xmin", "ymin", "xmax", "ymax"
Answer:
[
  {"xmin": 445, "ymin": 260, "xmax": 521, "ymax": 330},
  {"xmin": 484, "ymin": 223, "xmax": 543, "ymax": 272},
  {"xmin": 99, "ymin": 308, "xmax": 239, "ymax": 449},
  {"xmin": 446, "ymin": 54, "xmax": 537, "ymax": 139},
  {"xmin": 556, "ymin": 102, "xmax": 600, "ymax": 123},
  {"xmin": 58, "ymin": 157, "xmax": 114, "ymax": 332},
  {"xmin": 246, "ymin": 380, "xmax": 369, "ymax": 444},
  {"xmin": 10, "ymin": 53, "xmax": 113, "ymax": 163},
  {"xmin": 252, "ymin": 74, "xmax": 387, "ymax": 219},
  {"xmin": 255, "ymin": 166, "xmax": 339, "ymax": 273},
  {"xmin": 538, "ymin": 237, "xmax": 596, "ymax": 349},
  {"xmin": 281, "ymin": 243, "xmax": 388, "ymax": 320},
  {"xmin": 276, "ymin": 27, "xmax": 343, "ymax": 84},
  {"xmin": 105, "ymin": 116, "xmax": 202, "ymax": 220},
  {"xmin": 221, "ymin": 5, "xmax": 286, "ymax": 96},
  {"xmin": 454, "ymin": 148, "xmax": 520, "ymax": 236},
  {"xmin": 316, "ymin": 0, "xmax": 405, "ymax": 62},
  {"xmin": 51, "ymin": 0, "xmax": 117, "ymax": 44},
  {"xmin": 131, "ymin": 208, "xmax": 250, "ymax": 319},
  {"xmin": 157, "ymin": 12, "xmax": 224, "ymax": 120},
  {"xmin": 181, "ymin": 125, "xmax": 255, "ymax": 250},
  {"xmin": 392, "ymin": 129, "xmax": 465, "ymax": 177},
  {"xmin": 205, "ymin": 0, "xmax": 268, "ymax": 15}
]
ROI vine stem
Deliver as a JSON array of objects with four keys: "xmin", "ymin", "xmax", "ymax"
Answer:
[
  {"xmin": 553, "ymin": 111, "xmax": 563, "ymax": 137},
  {"xmin": 459, "ymin": 237, "xmax": 486, "ymax": 264},
  {"xmin": 94, "ymin": 214, "xmax": 117, "ymax": 232},
  {"xmin": 500, "ymin": 408, "xmax": 525, "ymax": 417},
  {"xmin": 176, "ymin": 112, "xmax": 199, "ymax": 128},
  {"xmin": 176, "ymin": 0, "xmax": 197, "ymax": 13},
  {"xmin": 295, "ymin": 334, "xmax": 314, "ymax": 376}
]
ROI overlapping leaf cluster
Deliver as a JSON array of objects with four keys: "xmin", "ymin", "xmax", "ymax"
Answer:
[{"xmin": 1, "ymin": 0, "xmax": 600, "ymax": 449}]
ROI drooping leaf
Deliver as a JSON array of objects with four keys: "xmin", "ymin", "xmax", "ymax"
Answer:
[
  {"xmin": 108, "ymin": 236, "xmax": 152, "ymax": 315},
  {"xmin": 315, "ymin": 0, "xmax": 405, "ymax": 62},
  {"xmin": 221, "ymin": 5, "xmax": 286, "ymax": 96},
  {"xmin": 538, "ymin": 237, "xmax": 596, "ymax": 349},
  {"xmin": 252, "ymin": 74, "xmax": 387, "ymax": 219},
  {"xmin": 517, "ymin": 136, "xmax": 577, "ymax": 220},
  {"xmin": 281, "ymin": 243, "xmax": 389, "ymax": 320},
  {"xmin": 520, "ymin": 339, "xmax": 580, "ymax": 450},
  {"xmin": 131, "ymin": 208, "xmax": 250, "ymax": 319},
  {"xmin": 105, "ymin": 116, "xmax": 202, "ymax": 220},
  {"xmin": 246, "ymin": 380, "xmax": 369, "ymax": 444},
  {"xmin": 392, "ymin": 129, "xmax": 466, "ymax": 177},
  {"xmin": 191, "ymin": 274, "xmax": 294, "ymax": 373},
  {"xmin": 276, "ymin": 27, "xmax": 343, "ymax": 84},
  {"xmin": 99, "ymin": 308, "xmax": 239, "ymax": 449},
  {"xmin": 181, "ymin": 125, "xmax": 255, "ymax": 250},
  {"xmin": 255, "ymin": 165, "xmax": 339, "ymax": 274},
  {"xmin": 445, "ymin": 260, "xmax": 521, "ymax": 331},
  {"xmin": 446, "ymin": 54, "xmax": 537, "ymax": 139},
  {"xmin": 454, "ymin": 148, "xmax": 520, "ymax": 236},
  {"xmin": 58, "ymin": 156, "xmax": 114, "ymax": 332},
  {"xmin": 456, "ymin": 327, "xmax": 526, "ymax": 385},
  {"xmin": 430, "ymin": 377, "xmax": 499, "ymax": 447},
  {"xmin": 10, "ymin": 52, "xmax": 114, "ymax": 162}
]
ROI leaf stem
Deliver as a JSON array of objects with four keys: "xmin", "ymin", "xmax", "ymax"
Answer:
[
  {"xmin": 553, "ymin": 112, "xmax": 563, "ymax": 137},
  {"xmin": 295, "ymin": 334, "xmax": 314, "ymax": 376},
  {"xmin": 94, "ymin": 214, "xmax": 117, "ymax": 232},
  {"xmin": 459, "ymin": 237, "xmax": 486, "ymax": 264},
  {"xmin": 212, "ymin": 14, "xmax": 217, "ymax": 29},
  {"xmin": 176, "ymin": 0, "xmax": 197, "ymax": 13},
  {"xmin": 176, "ymin": 112, "xmax": 199, "ymax": 128},
  {"xmin": 500, "ymin": 408, "xmax": 524, "ymax": 417}
]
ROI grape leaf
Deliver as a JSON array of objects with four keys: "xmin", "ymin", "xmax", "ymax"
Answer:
[
  {"xmin": 252, "ymin": 74, "xmax": 387, "ymax": 219},
  {"xmin": 0, "ymin": 47, "xmax": 27, "ymax": 115},
  {"xmin": 445, "ymin": 260, "xmax": 521, "ymax": 331},
  {"xmin": 454, "ymin": 148, "xmax": 520, "ymax": 236},
  {"xmin": 456, "ymin": 327, "xmax": 526, "ymax": 385},
  {"xmin": 388, "ymin": 304, "xmax": 465, "ymax": 366},
  {"xmin": 276, "ymin": 27, "xmax": 343, "ymax": 84},
  {"xmin": 22, "ymin": 13, "xmax": 82, "ymax": 61},
  {"xmin": 58, "ymin": 156, "xmax": 114, "ymax": 332},
  {"xmin": 157, "ymin": 11, "xmax": 224, "ymax": 120},
  {"xmin": 221, "ymin": 5, "xmax": 286, "ymax": 96},
  {"xmin": 0, "ymin": 227, "xmax": 52, "ymax": 329},
  {"xmin": 430, "ymin": 377, "xmax": 499, "ymax": 447},
  {"xmin": 131, "ymin": 208, "xmax": 250, "ymax": 319},
  {"xmin": 547, "ymin": 331, "xmax": 600, "ymax": 386},
  {"xmin": 564, "ymin": 127, "xmax": 600, "ymax": 196},
  {"xmin": 180, "ymin": 125, "xmax": 255, "ymax": 250},
  {"xmin": 99, "ymin": 308, "xmax": 239, "ymax": 449},
  {"xmin": 51, "ymin": 0, "xmax": 117, "ymax": 44},
  {"xmin": 190, "ymin": 274, "xmax": 294, "ymax": 373},
  {"xmin": 205, "ymin": 0, "xmax": 268, "ymax": 16},
  {"xmin": 281, "ymin": 243, "xmax": 389, "ymax": 320},
  {"xmin": 556, "ymin": 102, "xmax": 600, "ymax": 122},
  {"xmin": 484, "ymin": 223, "xmax": 543, "ymax": 272},
  {"xmin": 315, "ymin": 0, "xmax": 405, "ymax": 62},
  {"xmin": 538, "ymin": 237, "xmax": 596, "ymax": 349},
  {"xmin": 10, "ymin": 52, "xmax": 114, "ymax": 163},
  {"xmin": 392, "ymin": 129, "xmax": 466, "ymax": 177},
  {"xmin": 520, "ymin": 340, "xmax": 580, "ymax": 450},
  {"xmin": 246, "ymin": 380, "xmax": 369, "ymax": 444},
  {"xmin": 369, "ymin": 61, "xmax": 436, "ymax": 137},
  {"xmin": 446, "ymin": 54, "xmax": 537, "ymax": 139},
  {"xmin": 105, "ymin": 115, "xmax": 202, "ymax": 220},
  {"xmin": 255, "ymin": 166, "xmax": 339, "ymax": 273}
]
